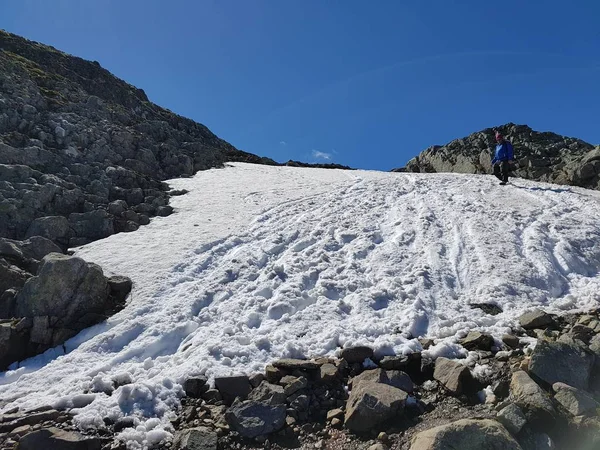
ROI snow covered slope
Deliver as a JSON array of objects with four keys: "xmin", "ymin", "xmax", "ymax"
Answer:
[{"xmin": 2, "ymin": 163, "xmax": 600, "ymax": 445}]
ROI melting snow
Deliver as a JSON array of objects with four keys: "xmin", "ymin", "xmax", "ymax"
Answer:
[{"xmin": 2, "ymin": 163, "xmax": 600, "ymax": 448}]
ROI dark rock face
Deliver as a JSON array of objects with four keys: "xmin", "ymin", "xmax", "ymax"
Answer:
[
  {"xmin": 400, "ymin": 123, "xmax": 599, "ymax": 191},
  {"xmin": 0, "ymin": 30, "xmax": 277, "ymax": 246}
]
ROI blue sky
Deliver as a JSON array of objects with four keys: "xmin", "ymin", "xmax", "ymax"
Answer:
[{"xmin": 2, "ymin": 1, "xmax": 599, "ymax": 170}]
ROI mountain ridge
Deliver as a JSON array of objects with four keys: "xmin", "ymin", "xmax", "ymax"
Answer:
[{"xmin": 397, "ymin": 123, "xmax": 600, "ymax": 190}]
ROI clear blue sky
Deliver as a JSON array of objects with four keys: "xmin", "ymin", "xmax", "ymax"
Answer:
[{"xmin": 2, "ymin": 1, "xmax": 599, "ymax": 170}]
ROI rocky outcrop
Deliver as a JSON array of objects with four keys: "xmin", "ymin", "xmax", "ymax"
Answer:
[
  {"xmin": 399, "ymin": 123, "xmax": 600, "ymax": 191},
  {"xmin": 0, "ymin": 238, "xmax": 131, "ymax": 370},
  {"xmin": 0, "ymin": 30, "xmax": 277, "ymax": 248}
]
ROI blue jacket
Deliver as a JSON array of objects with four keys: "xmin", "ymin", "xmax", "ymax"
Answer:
[{"xmin": 492, "ymin": 141, "xmax": 514, "ymax": 165}]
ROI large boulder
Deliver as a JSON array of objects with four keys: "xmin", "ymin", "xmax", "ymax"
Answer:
[
  {"xmin": 433, "ymin": 357, "xmax": 475, "ymax": 395},
  {"xmin": 552, "ymin": 382, "xmax": 599, "ymax": 417},
  {"xmin": 214, "ymin": 375, "xmax": 252, "ymax": 406},
  {"xmin": 173, "ymin": 427, "xmax": 217, "ymax": 450},
  {"xmin": 519, "ymin": 309, "xmax": 554, "ymax": 330},
  {"xmin": 15, "ymin": 427, "xmax": 103, "ymax": 450},
  {"xmin": 529, "ymin": 337, "xmax": 595, "ymax": 390},
  {"xmin": 225, "ymin": 400, "xmax": 286, "ymax": 438},
  {"xmin": 16, "ymin": 253, "xmax": 109, "ymax": 321},
  {"xmin": 68, "ymin": 209, "xmax": 114, "ymax": 243},
  {"xmin": 510, "ymin": 371, "xmax": 555, "ymax": 425},
  {"xmin": 25, "ymin": 215, "xmax": 70, "ymax": 247},
  {"xmin": 409, "ymin": 419, "xmax": 522, "ymax": 450},
  {"xmin": 344, "ymin": 381, "xmax": 407, "ymax": 433},
  {"xmin": 351, "ymin": 368, "xmax": 415, "ymax": 393}
]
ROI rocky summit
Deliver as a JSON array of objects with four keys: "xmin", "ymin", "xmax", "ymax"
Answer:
[
  {"xmin": 399, "ymin": 123, "xmax": 600, "ymax": 190},
  {"xmin": 0, "ymin": 29, "xmax": 277, "ymax": 247}
]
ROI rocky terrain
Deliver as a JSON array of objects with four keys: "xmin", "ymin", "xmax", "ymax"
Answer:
[
  {"xmin": 2, "ymin": 307, "xmax": 600, "ymax": 449},
  {"xmin": 0, "ymin": 29, "xmax": 282, "ymax": 249},
  {"xmin": 399, "ymin": 123, "xmax": 600, "ymax": 190},
  {"xmin": 2, "ymin": 29, "xmax": 600, "ymax": 450}
]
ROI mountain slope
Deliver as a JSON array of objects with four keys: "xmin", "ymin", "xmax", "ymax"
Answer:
[
  {"xmin": 402, "ymin": 123, "xmax": 600, "ymax": 190},
  {"xmin": 2, "ymin": 163, "xmax": 600, "ymax": 444},
  {"xmin": 0, "ymin": 30, "xmax": 276, "ymax": 246}
]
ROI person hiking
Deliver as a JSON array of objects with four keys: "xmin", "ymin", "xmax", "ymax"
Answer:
[{"xmin": 491, "ymin": 131, "xmax": 514, "ymax": 185}]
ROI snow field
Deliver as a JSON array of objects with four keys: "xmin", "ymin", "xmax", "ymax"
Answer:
[{"xmin": 2, "ymin": 163, "xmax": 600, "ymax": 449}]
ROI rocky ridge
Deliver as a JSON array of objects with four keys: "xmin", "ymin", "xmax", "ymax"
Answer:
[
  {"xmin": 0, "ymin": 29, "xmax": 280, "ymax": 248},
  {"xmin": 2, "ymin": 308, "xmax": 600, "ymax": 450},
  {"xmin": 399, "ymin": 123, "xmax": 600, "ymax": 191}
]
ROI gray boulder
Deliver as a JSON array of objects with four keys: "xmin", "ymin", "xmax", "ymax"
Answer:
[
  {"xmin": 248, "ymin": 381, "xmax": 285, "ymax": 405},
  {"xmin": 510, "ymin": 371, "xmax": 555, "ymax": 424},
  {"xmin": 271, "ymin": 358, "xmax": 321, "ymax": 371},
  {"xmin": 341, "ymin": 346, "xmax": 374, "ymax": 364},
  {"xmin": 225, "ymin": 400, "xmax": 286, "ymax": 438},
  {"xmin": 15, "ymin": 427, "xmax": 103, "ymax": 450},
  {"xmin": 107, "ymin": 275, "xmax": 132, "ymax": 303},
  {"xmin": 460, "ymin": 331, "xmax": 494, "ymax": 351},
  {"xmin": 552, "ymin": 382, "xmax": 599, "ymax": 416},
  {"xmin": 214, "ymin": 375, "xmax": 252, "ymax": 405},
  {"xmin": 173, "ymin": 427, "xmax": 217, "ymax": 450},
  {"xmin": 409, "ymin": 419, "xmax": 522, "ymax": 450},
  {"xmin": 68, "ymin": 209, "xmax": 114, "ymax": 242},
  {"xmin": 345, "ymin": 381, "xmax": 407, "ymax": 433},
  {"xmin": 519, "ymin": 309, "xmax": 554, "ymax": 330},
  {"xmin": 433, "ymin": 357, "xmax": 474, "ymax": 395},
  {"xmin": 16, "ymin": 253, "xmax": 109, "ymax": 322},
  {"xmin": 529, "ymin": 337, "xmax": 594, "ymax": 390},
  {"xmin": 351, "ymin": 368, "xmax": 415, "ymax": 393},
  {"xmin": 497, "ymin": 403, "xmax": 528, "ymax": 435},
  {"xmin": 25, "ymin": 215, "xmax": 70, "ymax": 245},
  {"xmin": 182, "ymin": 377, "xmax": 209, "ymax": 398}
]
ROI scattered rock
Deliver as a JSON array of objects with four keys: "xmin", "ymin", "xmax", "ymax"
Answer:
[
  {"xmin": 470, "ymin": 303, "xmax": 503, "ymax": 315},
  {"xmin": 281, "ymin": 376, "xmax": 308, "ymax": 397},
  {"xmin": 107, "ymin": 275, "xmax": 132, "ymax": 303},
  {"xmin": 214, "ymin": 375, "xmax": 252, "ymax": 405},
  {"xmin": 248, "ymin": 373, "xmax": 265, "ymax": 388},
  {"xmin": 326, "ymin": 408, "xmax": 344, "ymax": 421},
  {"xmin": 519, "ymin": 309, "xmax": 554, "ymax": 330},
  {"xmin": 248, "ymin": 381, "xmax": 285, "ymax": 405},
  {"xmin": 173, "ymin": 426, "xmax": 218, "ymax": 450},
  {"xmin": 552, "ymin": 382, "xmax": 600, "ymax": 416},
  {"xmin": 340, "ymin": 346, "xmax": 374, "ymax": 364},
  {"xmin": 344, "ymin": 381, "xmax": 407, "ymax": 433},
  {"xmin": 351, "ymin": 368, "xmax": 414, "ymax": 393},
  {"xmin": 510, "ymin": 371, "xmax": 555, "ymax": 425},
  {"xmin": 409, "ymin": 419, "xmax": 521, "ymax": 450},
  {"xmin": 497, "ymin": 403, "xmax": 527, "ymax": 435},
  {"xmin": 379, "ymin": 353, "xmax": 422, "ymax": 382},
  {"xmin": 319, "ymin": 363, "xmax": 339, "ymax": 382},
  {"xmin": 225, "ymin": 400, "xmax": 286, "ymax": 438},
  {"xmin": 17, "ymin": 427, "xmax": 103, "ymax": 450},
  {"xmin": 271, "ymin": 358, "xmax": 321, "ymax": 371},
  {"xmin": 433, "ymin": 357, "xmax": 475, "ymax": 395},
  {"xmin": 460, "ymin": 331, "xmax": 494, "ymax": 351},
  {"xmin": 529, "ymin": 337, "xmax": 594, "ymax": 390},
  {"xmin": 113, "ymin": 417, "xmax": 137, "ymax": 432},
  {"xmin": 502, "ymin": 335, "xmax": 520, "ymax": 349},
  {"xmin": 183, "ymin": 377, "xmax": 209, "ymax": 398}
]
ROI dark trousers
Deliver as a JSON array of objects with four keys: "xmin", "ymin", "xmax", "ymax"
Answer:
[{"xmin": 493, "ymin": 160, "xmax": 510, "ymax": 183}]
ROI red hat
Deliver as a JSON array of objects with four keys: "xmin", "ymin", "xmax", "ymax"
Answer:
[{"xmin": 495, "ymin": 131, "xmax": 503, "ymax": 141}]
